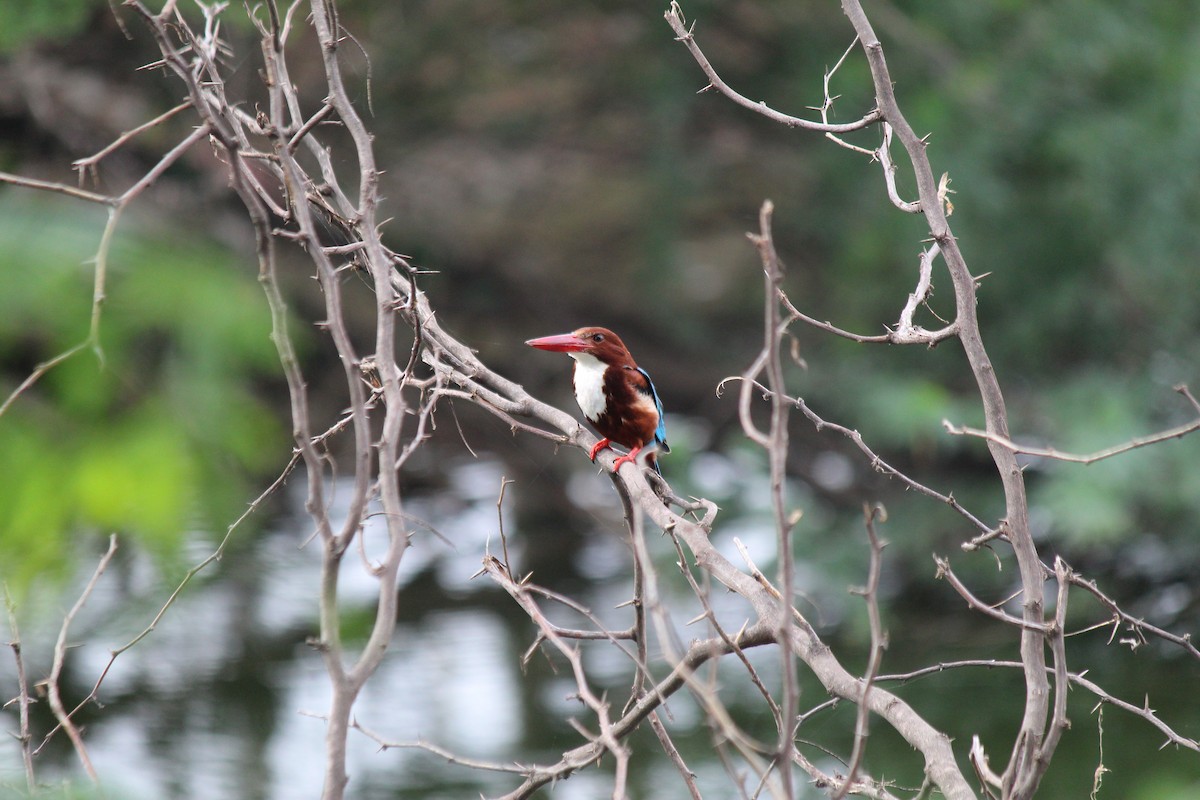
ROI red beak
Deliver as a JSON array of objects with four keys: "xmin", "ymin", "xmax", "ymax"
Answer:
[{"xmin": 525, "ymin": 332, "xmax": 587, "ymax": 352}]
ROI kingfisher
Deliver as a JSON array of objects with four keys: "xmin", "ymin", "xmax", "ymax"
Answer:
[{"xmin": 526, "ymin": 327, "xmax": 670, "ymax": 475}]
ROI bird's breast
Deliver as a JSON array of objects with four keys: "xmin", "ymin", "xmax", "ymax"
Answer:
[{"xmin": 570, "ymin": 352, "xmax": 609, "ymax": 422}]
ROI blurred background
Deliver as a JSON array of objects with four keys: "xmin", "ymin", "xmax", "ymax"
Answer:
[{"xmin": 1, "ymin": 0, "xmax": 1199, "ymax": 797}]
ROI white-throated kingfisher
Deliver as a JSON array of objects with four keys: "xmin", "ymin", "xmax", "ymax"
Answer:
[{"xmin": 526, "ymin": 327, "xmax": 670, "ymax": 474}]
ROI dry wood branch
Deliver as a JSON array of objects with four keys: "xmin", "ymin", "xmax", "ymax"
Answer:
[
  {"xmin": 876, "ymin": 123, "xmax": 921, "ymax": 213},
  {"xmin": 0, "ymin": 171, "xmax": 116, "ymax": 205},
  {"xmin": 4, "ymin": 591, "xmax": 36, "ymax": 792},
  {"xmin": 944, "ymin": 405, "xmax": 1200, "ymax": 465},
  {"xmin": 801, "ymin": 750, "xmax": 905, "ymax": 800},
  {"xmin": 36, "ymin": 450, "xmax": 300, "ymax": 755},
  {"xmin": 727, "ymin": 536, "xmax": 906, "ymax": 800},
  {"xmin": 520, "ymin": 583, "xmax": 638, "ymax": 647},
  {"xmin": 620, "ymin": 478, "xmax": 781, "ymax": 798},
  {"xmin": 861, "ymin": 658, "xmax": 1200, "ymax": 756},
  {"xmin": 833, "ymin": 505, "xmax": 890, "ymax": 800},
  {"xmin": 1063, "ymin": 567, "xmax": 1200, "ymax": 662},
  {"xmin": 935, "ymin": 557, "xmax": 1049, "ymax": 634},
  {"xmin": 667, "ymin": 535, "xmax": 783, "ymax": 732},
  {"xmin": 0, "ymin": 107, "xmax": 212, "ymax": 419},
  {"xmin": 482, "ymin": 546, "xmax": 780, "ymax": 798},
  {"xmin": 1177, "ymin": 384, "xmax": 1200, "ymax": 415},
  {"xmin": 665, "ymin": 2, "xmax": 881, "ymax": 134},
  {"xmin": 1077, "ymin": 676, "xmax": 1200, "ymax": 754},
  {"xmin": 647, "ymin": 712, "xmax": 704, "ymax": 800},
  {"xmin": 816, "ymin": 38, "xmax": 876, "ymax": 156},
  {"xmin": 351, "ymin": 721, "xmax": 529, "ymax": 775},
  {"xmin": 103, "ymin": 6, "xmax": 415, "ymax": 800},
  {"xmin": 0, "ymin": 341, "xmax": 93, "ymax": 419},
  {"xmin": 40, "ymin": 535, "xmax": 118, "ymax": 781},
  {"xmin": 746, "ymin": 200, "xmax": 800, "ymax": 799},
  {"xmin": 619, "ymin": 477, "xmax": 654, "ymax": 708},
  {"xmin": 72, "ymin": 100, "xmax": 194, "ymax": 175},
  {"xmin": 778, "ymin": 287, "xmax": 957, "ymax": 346},
  {"xmin": 1090, "ymin": 707, "xmax": 1110, "ymax": 799},
  {"xmin": 484, "ymin": 556, "xmax": 632, "ymax": 799},
  {"xmin": 7, "ymin": 2, "xmax": 1191, "ymax": 798},
  {"xmin": 834, "ymin": 1, "xmax": 1052, "ymax": 793},
  {"xmin": 719, "ymin": 375, "xmax": 994, "ymax": 537},
  {"xmin": 896, "ymin": 242, "xmax": 942, "ymax": 336},
  {"xmin": 1032, "ymin": 558, "xmax": 1072, "ymax": 788}
]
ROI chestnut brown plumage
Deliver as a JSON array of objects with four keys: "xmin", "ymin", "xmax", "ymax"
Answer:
[{"xmin": 526, "ymin": 327, "xmax": 670, "ymax": 473}]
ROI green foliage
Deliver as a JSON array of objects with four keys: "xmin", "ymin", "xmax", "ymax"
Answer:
[
  {"xmin": 1024, "ymin": 372, "xmax": 1200, "ymax": 545},
  {"xmin": 1132, "ymin": 776, "xmax": 1200, "ymax": 800},
  {"xmin": 0, "ymin": 193, "xmax": 284, "ymax": 589},
  {"xmin": 0, "ymin": 0, "xmax": 100, "ymax": 52}
]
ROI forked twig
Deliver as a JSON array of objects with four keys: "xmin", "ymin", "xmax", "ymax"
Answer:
[{"xmin": 39, "ymin": 535, "xmax": 119, "ymax": 780}]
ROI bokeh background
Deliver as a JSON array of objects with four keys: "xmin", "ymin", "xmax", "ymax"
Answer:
[{"xmin": 2, "ymin": 1, "xmax": 1199, "ymax": 798}]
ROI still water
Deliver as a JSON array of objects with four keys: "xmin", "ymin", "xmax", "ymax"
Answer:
[{"xmin": 4, "ymin": 450, "xmax": 1200, "ymax": 799}]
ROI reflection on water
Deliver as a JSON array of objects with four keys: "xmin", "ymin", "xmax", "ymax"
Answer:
[{"xmin": 4, "ymin": 450, "xmax": 1200, "ymax": 798}]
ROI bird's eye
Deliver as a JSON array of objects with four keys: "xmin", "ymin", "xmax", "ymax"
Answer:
[{"xmin": 591, "ymin": 333, "xmax": 605, "ymax": 343}]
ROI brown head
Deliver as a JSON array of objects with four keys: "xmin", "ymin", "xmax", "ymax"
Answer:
[{"xmin": 524, "ymin": 327, "xmax": 638, "ymax": 368}]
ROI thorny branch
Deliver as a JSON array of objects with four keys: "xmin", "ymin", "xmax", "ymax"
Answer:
[
  {"xmin": 665, "ymin": 2, "xmax": 881, "ymax": 135},
  {"xmin": 42, "ymin": 535, "xmax": 118, "ymax": 783},
  {"xmin": 832, "ymin": 505, "xmax": 889, "ymax": 800},
  {"xmin": 944, "ymin": 384, "xmax": 1200, "ymax": 464},
  {"xmin": 4, "ymin": 591, "xmax": 35, "ymax": 793},
  {"xmin": 667, "ymin": 2, "xmax": 1200, "ymax": 799},
  {"xmin": 746, "ymin": 200, "xmax": 801, "ymax": 798},
  {"xmin": 2, "ymin": 1, "xmax": 1198, "ymax": 799}
]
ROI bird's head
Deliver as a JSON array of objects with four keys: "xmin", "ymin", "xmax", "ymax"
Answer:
[{"xmin": 525, "ymin": 327, "xmax": 633, "ymax": 367}]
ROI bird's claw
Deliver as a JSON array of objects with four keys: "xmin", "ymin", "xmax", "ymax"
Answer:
[
  {"xmin": 588, "ymin": 437, "xmax": 612, "ymax": 462},
  {"xmin": 612, "ymin": 453, "xmax": 636, "ymax": 471},
  {"xmin": 612, "ymin": 445, "xmax": 643, "ymax": 472}
]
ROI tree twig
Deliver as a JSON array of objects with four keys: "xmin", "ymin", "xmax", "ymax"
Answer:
[
  {"xmin": 665, "ymin": 3, "xmax": 881, "ymax": 135},
  {"xmin": 4, "ymin": 588, "xmax": 36, "ymax": 792},
  {"xmin": 833, "ymin": 504, "xmax": 890, "ymax": 800},
  {"xmin": 40, "ymin": 535, "xmax": 119, "ymax": 780}
]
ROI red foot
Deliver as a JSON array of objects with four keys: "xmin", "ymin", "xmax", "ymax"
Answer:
[
  {"xmin": 588, "ymin": 437, "xmax": 612, "ymax": 461},
  {"xmin": 612, "ymin": 445, "xmax": 643, "ymax": 471}
]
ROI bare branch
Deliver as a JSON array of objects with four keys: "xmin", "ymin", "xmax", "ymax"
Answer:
[
  {"xmin": 747, "ymin": 199, "xmax": 801, "ymax": 799},
  {"xmin": 943, "ymin": 407, "xmax": 1200, "ymax": 465},
  {"xmin": 833, "ymin": 504, "xmax": 890, "ymax": 800},
  {"xmin": 935, "ymin": 556, "xmax": 1050, "ymax": 633},
  {"xmin": 718, "ymin": 375, "xmax": 995, "ymax": 536},
  {"xmin": 0, "ymin": 341, "xmax": 93, "ymax": 420},
  {"xmin": 351, "ymin": 721, "xmax": 530, "ymax": 775},
  {"xmin": 1033, "ymin": 557, "xmax": 1073, "ymax": 785},
  {"xmin": 876, "ymin": 123, "xmax": 921, "ymax": 213},
  {"xmin": 895, "ymin": 242, "xmax": 942, "ymax": 336},
  {"xmin": 72, "ymin": 99, "xmax": 194, "ymax": 176},
  {"xmin": 836, "ymin": 1, "xmax": 1052, "ymax": 791},
  {"xmin": 665, "ymin": 2, "xmax": 881, "ymax": 134},
  {"xmin": 0, "ymin": 170, "xmax": 116, "ymax": 205},
  {"xmin": 816, "ymin": 37, "xmax": 876, "ymax": 155},
  {"xmin": 7, "ymin": 2, "xmax": 1193, "ymax": 798},
  {"xmin": 4, "ymin": 589, "xmax": 36, "ymax": 792},
  {"xmin": 39, "ymin": 535, "xmax": 118, "ymax": 779},
  {"xmin": 1062, "ymin": 565, "xmax": 1200, "ymax": 662},
  {"xmin": 647, "ymin": 713, "xmax": 704, "ymax": 800}
]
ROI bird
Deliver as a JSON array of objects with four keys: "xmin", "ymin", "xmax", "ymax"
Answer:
[{"xmin": 526, "ymin": 326, "xmax": 670, "ymax": 474}]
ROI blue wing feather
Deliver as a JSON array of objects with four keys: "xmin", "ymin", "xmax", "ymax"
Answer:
[{"xmin": 636, "ymin": 367, "xmax": 670, "ymax": 454}]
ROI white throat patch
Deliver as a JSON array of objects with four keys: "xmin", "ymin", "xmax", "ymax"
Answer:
[{"xmin": 570, "ymin": 352, "xmax": 608, "ymax": 422}]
